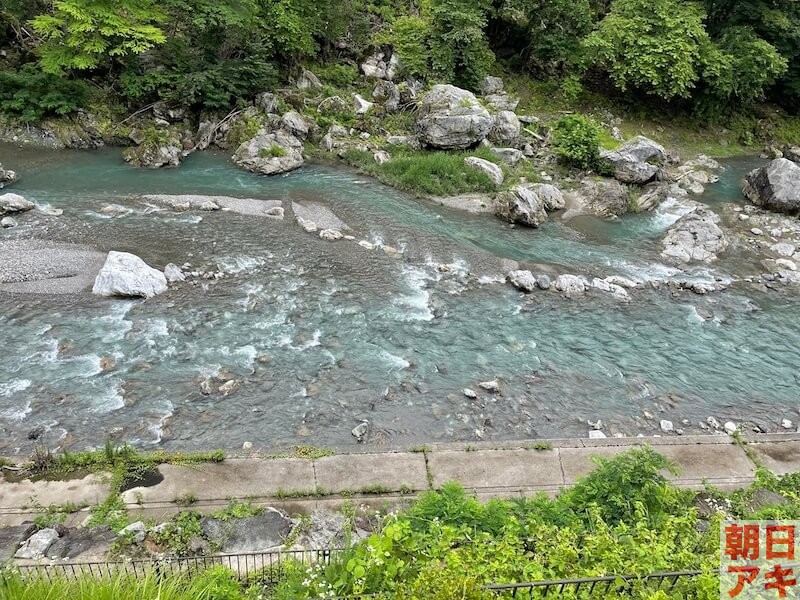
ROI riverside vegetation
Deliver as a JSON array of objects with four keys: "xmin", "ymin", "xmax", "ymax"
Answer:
[
  {"xmin": 1, "ymin": 0, "xmax": 800, "ymax": 175},
  {"xmin": 3, "ymin": 447, "xmax": 800, "ymax": 599}
]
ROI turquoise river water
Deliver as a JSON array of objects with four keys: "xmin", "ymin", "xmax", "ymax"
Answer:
[{"xmin": 0, "ymin": 147, "xmax": 797, "ymax": 454}]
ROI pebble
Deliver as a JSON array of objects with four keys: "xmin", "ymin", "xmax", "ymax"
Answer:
[
  {"xmin": 643, "ymin": 410, "xmax": 654, "ymax": 420},
  {"xmin": 1, "ymin": 216, "xmax": 17, "ymax": 228},
  {"xmin": 660, "ymin": 419, "xmax": 674, "ymax": 433},
  {"xmin": 738, "ymin": 214, "xmax": 749, "ymax": 221},
  {"xmin": 479, "ymin": 380, "xmax": 500, "ymax": 393},
  {"xmin": 242, "ymin": 441, "xmax": 253, "ymax": 450},
  {"xmin": 776, "ymin": 258, "xmax": 797, "ymax": 271},
  {"xmin": 724, "ymin": 421, "xmax": 737, "ymax": 435},
  {"xmin": 707, "ymin": 416, "xmax": 721, "ymax": 429},
  {"xmin": 750, "ymin": 228, "xmax": 763, "ymax": 235},
  {"xmin": 463, "ymin": 388, "xmax": 478, "ymax": 399},
  {"xmin": 782, "ymin": 419, "xmax": 793, "ymax": 430},
  {"xmin": 588, "ymin": 430, "xmax": 606, "ymax": 439}
]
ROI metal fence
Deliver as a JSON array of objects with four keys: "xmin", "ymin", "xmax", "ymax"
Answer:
[
  {"xmin": 9, "ymin": 554, "xmax": 729, "ymax": 598},
  {"xmin": 12, "ymin": 548, "xmax": 340, "ymax": 585}
]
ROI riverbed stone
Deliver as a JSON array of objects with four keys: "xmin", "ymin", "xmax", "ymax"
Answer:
[
  {"xmin": 524, "ymin": 183, "xmax": 565, "ymax": 211},
  {"xmin": 163, "ymin": 263, "xmax": 185, "ymax": 283},
  {"xmin": 1, "ymin": 216, "xmax": 17, "ymax": 228},
  {"xmin": 0, "ymin": 163, "xmax": 17, "ymax": 188},
  {"xmin": 554, "ymin": 274, "xmax": 586, "ymax": 295},
  {"xmin": 536, "ymin": 274, "xmax": 551, "ymax": 290},
  {"xmin": 570, "ymin": 180, "xmax": 631, "ymax": 218},
  {"xmin": 319, "ymin": 229, "xmax": 343, "ymax": 241},
  {"xmin": 479, "ymin": 379, "xmax": 500, "ymax": 393},
  {"xmin": 416, "ymin": 85, "xmax": 493, "ymax": 149},
  {"xmin": 201, "ymin": 509, "xmax": 292, "ymax": 553},
  {"xmin": 771, "ymin": 242, "xmax": 796, "ymax": 257},
  {"xmin": 495, "ymin": 185, "xmax": 548, "ymax": 227},
  {"xmin": 507, "ymin": 269, "xmax": 537, "ymax": 292},
  {"xmin": 743, "ymin": 158, "xmax": 800, "ymax": 213},
  {"xmin": 92, "ymin": 251, "xmax": 168, "ymax": 298},
  {"xmin": 464, "ymin": 157, "xmax": 503, "ymax": 187},
  {"xmin": 661, "ymin": 205, "xmax": 727, "ymax": 263},
  {"xmin": 15, "ymin": 528, "xmax": 60, "ymax": 559},
  {"xmin": 233, "ymin": 130, "xmax": 304, "ymax": 176},
  {"xmin": 0, "ymin": 193, "xmax": 34, "ymax": 216}
]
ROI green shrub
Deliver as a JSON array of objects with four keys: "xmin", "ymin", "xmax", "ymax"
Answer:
[
  {"xmin": 312, "ymin": 62, "xmax": 360, "ymax": 88},
  {"xmin": 0, "ymin": 64, "xmax": 88, "ymax": 121},
  {"xmin": 551, "ymin": 114, "xmax": 604, "ymax": 170}
]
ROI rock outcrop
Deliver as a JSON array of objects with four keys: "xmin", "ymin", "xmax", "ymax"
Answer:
[
  {"xmin": 570, "ymin": 180, "xmax": 631, "ymax": 217},
  {"xmin": 660, "ymin": 204, "xmax": 728, "ymax": 263},
  {"xmin": 601, "ymin": 135, "xmax": 667, "ymax": 184},
  {"xmin": 233, "ymin": 130, "xmax": 304, "ymax": 176},
  {"xmin": 361, "ymin": 50, "xmax": 401, "ymax": 81},
  {"xmin": 122, "ymin": 136, "xmax": 183, "ymax": 169},
  {"xmin": 743, "ymin": 158, "xmax": 800, "ymax": 214},
  {"xmin": 416, "ymin": 85, "xmax": 493, "ymax": 149},
  {"xmin": 489, "ymin": 111, "xmax": 520, "ymax": 146},
  {"xmin": 92, "ymin": 251, "xmax": 168, "ymax": 298},
  {"xmin": 495, "ymin": 185, "xmax": 548, "ymax": 228},
  {"xmin": 0, "ymin": 193, "xmax": 34, "ymax": 216}
]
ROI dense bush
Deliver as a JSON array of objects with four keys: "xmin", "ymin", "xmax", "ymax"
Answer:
[
  {"xmin": 0, "ymin": 64, "xmax": 88, "ymax": 121},
  {"xmin": 551, "ymin": 114, "xmax": 603, "ymax": 170}
]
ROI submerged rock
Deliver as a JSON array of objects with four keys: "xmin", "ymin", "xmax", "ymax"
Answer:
[
  {"xmin": 92, "ymin": 251, "xmax": 168, "ymax": 298},
  {"xmin": 495, "ymin": 185, "xmax": 548, "ymax": 227},
  {"xmin": 0, "ymin": 193, "xmax": 34, "ymax": 216},
  {"xmin": 233, "ymin": 130, "xmax": 304, "ymax": 176},
  {"xmin": 416, "ymin": 85, "xmax": 492, "ymax": 149},
  {"xmin": 743, "ymin": 158, "xmax": 800, "ymax": 214}
]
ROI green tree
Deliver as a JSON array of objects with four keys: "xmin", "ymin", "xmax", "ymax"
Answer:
[
  {"xmin": 429, "ymin": 0, "xmax": 494, "ymax": 90},
  {"xmin": 521, "ymin": 0, "xmax": 594, "ymax": 75},
  {"xmin": 30, "ymin": 0, "xmax": 167, "ymax": 73},
  {"xmin": 584, "ymin": 0, "xmax": 709, "ymax": 100}
]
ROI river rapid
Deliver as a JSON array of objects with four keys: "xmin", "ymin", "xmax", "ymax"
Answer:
[{"xmin": 1, "ymin": 146, "xmax": 798, "ymax": 455}]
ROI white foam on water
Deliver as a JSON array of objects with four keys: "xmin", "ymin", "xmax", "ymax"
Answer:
[
  {"xmin": 92, "ymin": 382, "xmax": 125, "ymax": 414},
  {"xmin": 216, "ymin": 255, "xmax": 268, "ymax": 275},
  {"xmin": 686, "ymin": 305, "xmax": 705, "ymax": 324},
  {"xmin": 391, "ymin": 265, "xmax": 435, "ymax": 322},
  {"xmin": 378, "ymin": 349, "xmax": 410, "ymax": 371},
  {"xmin": 58, "ymin": 354, "xmax": 104, "ymax": 379},
  {"xmin": 477, "ymin": 275, "xmax": 505, "ymax": 285},
  {"xmin": 148, "ymin": 401, "xmax": 174, "ymax": 444},
  {"xmin": 166, "ymin": 214, "xmax": 203, "ymax": 224},
  {"xmin": 651, "ymin": 197, "xmax": 697, "ymax": 230},
  {"xmin": 95, "ymin": 301, "xmax": 135, "ymax": 342},
  {"xmin": 0, "ymin": 400, "xmax": 32, "ymax": 422},
  {"xmin": 0, "ymin": 379, "xmax": 32, "ymax": 397},
  {"xmin": 296, "ymin": 330, "xmax": 322, "ymax": 350},
  {"xmin": 612, "ymin": 259, "xmax": 681, "ymax": 283}
]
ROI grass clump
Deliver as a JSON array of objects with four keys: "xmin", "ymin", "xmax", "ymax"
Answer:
[
  {"xmin": 212, "ymin": 499, "xmax": 263, "ymax": 521},
  {"xmin": 341, "ymin": 147, "xmax": 499, "ymax": 197},
  {"xmin": 258, "ymin": 144, "xmax": 286, "ymax": 158}
]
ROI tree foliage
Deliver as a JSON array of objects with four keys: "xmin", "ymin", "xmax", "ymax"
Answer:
[
  {"xmin": 0, "ymin": 64, "xmax": 89, "ymax": 121},
  {"xmin": 551, "ymin": 114, "xmax": 603, "ymax": 170},
  {"xmin": 584, "ymin": 0, "xmax": 709, "ymax": 100},
  {"xmin": 30, "ymin": 0, "xmax": 167, "ymax": 73}
]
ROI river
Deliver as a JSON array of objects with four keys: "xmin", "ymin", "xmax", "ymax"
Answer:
[{"xmin": 0, "ymin": 146, "xmax": 797, "ymax": 454}]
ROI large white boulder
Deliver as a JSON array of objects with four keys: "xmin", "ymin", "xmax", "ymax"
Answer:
[
  {"xmin": 92, "ymin": 251, "xmax": 168, "ymax": 298},
  {"xmin": 494, "ymin": 185, "xmax": 548, "ymax": 228},
  {"xmin": 743, "ymin": 158, "xmax": 800, "ymax": 214},
  {"xmin": 416, "ymin": 85, "xmax": 493, "ymax": 149},
  {"xmin": 233, "ymin": 130, "xmax": 304, "ymax": 176},
  {"xmin": 464, "ymin": 157, "xmax": 503, "ymax": 187}
]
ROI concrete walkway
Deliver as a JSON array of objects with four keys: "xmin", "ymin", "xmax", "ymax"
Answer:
[{"xmin": 2, "ymin": 434, "xmax": 800, "ymax": 527}]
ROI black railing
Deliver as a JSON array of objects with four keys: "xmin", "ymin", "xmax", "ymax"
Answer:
[{"xmin": 12, "ymin": 548, "xmax": 339, "ymax": 584}]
